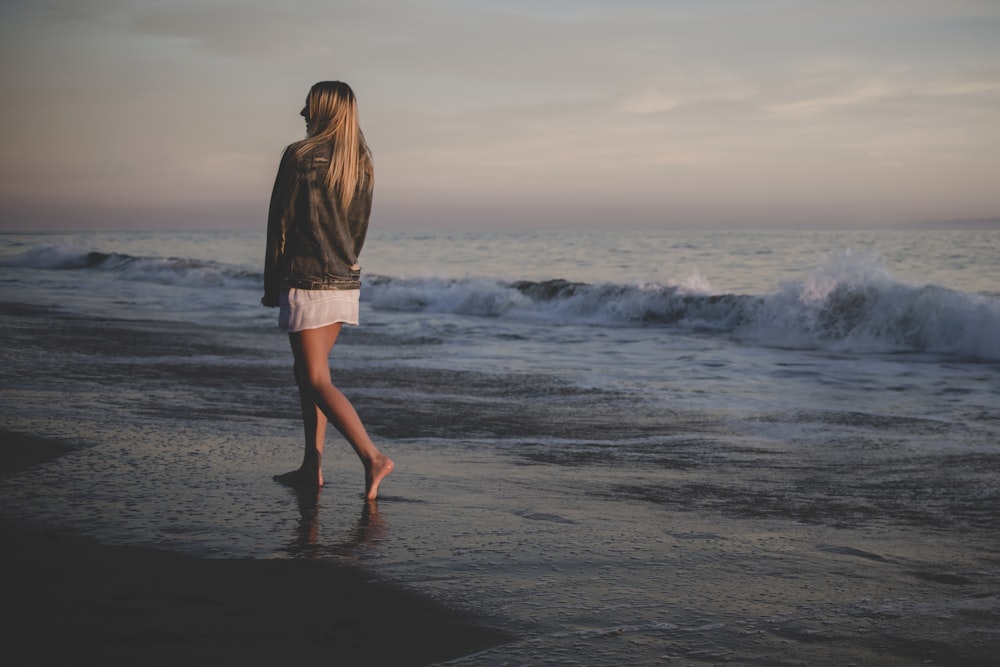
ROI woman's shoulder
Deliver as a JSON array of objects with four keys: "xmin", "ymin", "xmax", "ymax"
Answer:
[{"xmin": 285, "ymin": 140, "xmax": 333, "ymax": 162}]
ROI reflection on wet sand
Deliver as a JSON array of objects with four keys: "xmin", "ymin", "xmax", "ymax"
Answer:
[{"xmin": 284, "ymin": 486, "xmax": 388, "ymax": 559}]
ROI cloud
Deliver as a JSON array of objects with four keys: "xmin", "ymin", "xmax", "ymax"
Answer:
[{"xmin": 765, "ymin": 81, "xmax": 893, "ymax": 118}]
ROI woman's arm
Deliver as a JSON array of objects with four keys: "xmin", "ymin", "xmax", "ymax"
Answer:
[{"xmin": 262, "ymin": 146, "xmax": 298, "ymax": 307}]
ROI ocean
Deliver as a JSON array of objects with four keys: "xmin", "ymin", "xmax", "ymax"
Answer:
[{"xmin": 1, "ymin": 227, "xmax": 998, "ymax": 665}]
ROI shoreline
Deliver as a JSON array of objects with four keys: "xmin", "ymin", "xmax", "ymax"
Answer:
[{"xmin": 0, "ymin": 432, "xmax": 511, "ymax": 666}]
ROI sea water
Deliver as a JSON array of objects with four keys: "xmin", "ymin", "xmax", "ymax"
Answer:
[{"xmin": 1, "ymin": 227, "xmax": 998, "ymax": 665}]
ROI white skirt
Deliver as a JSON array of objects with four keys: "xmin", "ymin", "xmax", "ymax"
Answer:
[{"xmin": 278, "ymin": 288, "xmax": 360, "ymax": 332}]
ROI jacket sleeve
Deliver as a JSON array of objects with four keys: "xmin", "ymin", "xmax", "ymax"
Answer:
[
  {"xmin": 262, "ymin": 146, "xmax": 297, "ymax": 307},
  {"xmin": 349, "ymin": 178, "xmax": 374, "ymax": 261}
]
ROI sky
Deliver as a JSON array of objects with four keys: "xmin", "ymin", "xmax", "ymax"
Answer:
[{"xmin": 1, "ymin": 0, "xmax": 999, "ymax": 231}]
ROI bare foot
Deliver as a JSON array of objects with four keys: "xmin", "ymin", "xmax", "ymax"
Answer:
[
  {"xmin": 364, "ymin": 455, "xmax": 394, "ymax": 500},
  {"xmin": 274, "ymin": 467, "xmax": 324, "ymax": 489}
]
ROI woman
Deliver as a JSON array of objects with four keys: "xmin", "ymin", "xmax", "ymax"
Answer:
[{"xmin": 263, "ymin": 81, "xmax": 393, "ymax": 501}]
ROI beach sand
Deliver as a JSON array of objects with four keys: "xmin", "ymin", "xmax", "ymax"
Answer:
[{"xmin": 0, "ymin": 434, "xmax": 511, "ymax": 666}]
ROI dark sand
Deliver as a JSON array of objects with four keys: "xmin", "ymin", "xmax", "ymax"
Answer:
[{"xmin": 0, "ymin": 433, "xmax": 510, "ymax": 666}]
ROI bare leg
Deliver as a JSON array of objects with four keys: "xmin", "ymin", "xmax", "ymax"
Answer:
[
  {"xmin": 273, "ymin": 376, "xmax": 327, "ymax": 488},
  {"xmin": 286, "ymin": 323, "xmax": 394, "ymax": 500}
]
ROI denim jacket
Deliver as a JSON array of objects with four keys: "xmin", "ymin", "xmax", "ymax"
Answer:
[{"xmin": 262, "ymin": 141, "xmax": 372, "ymax": 307}]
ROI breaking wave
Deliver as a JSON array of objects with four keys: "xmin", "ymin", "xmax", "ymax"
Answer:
[
  {"xmin": 6, "ymin": 244, "xmax": 998, "ymax": 360},
  {"xmin": 739, "ymin": 249, "xmax": 1000, "ymax": 359},
  {"xmin": 0, "ymin": 243, "xmax": 259, "ymax": 289},
  {"xmin": 364, "ymin": 248, "xmax": 999, "ymax": 359}
]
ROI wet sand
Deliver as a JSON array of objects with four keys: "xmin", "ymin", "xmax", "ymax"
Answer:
[{"xmin": 0, "ymin": 434, "xmax": 511, "ymax": 666}]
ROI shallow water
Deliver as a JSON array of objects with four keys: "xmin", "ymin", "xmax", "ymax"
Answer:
[{"xmin": 1, "ymin": 228, "xmax": 998, "ymax": 665}]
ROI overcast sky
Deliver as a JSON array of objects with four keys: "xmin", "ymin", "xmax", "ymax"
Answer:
[{"xmin": 2, "ymin": 0, "xmax": 999, "ymax": 231}]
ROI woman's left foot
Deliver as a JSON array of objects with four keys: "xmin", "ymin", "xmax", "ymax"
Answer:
[
  {"xmin": 365, "ymin": 455, "xmax": 394, "ymax": 500},
  {"xmin": 274, "ymin": 467, "xmax": 324, "ymax": 489}
]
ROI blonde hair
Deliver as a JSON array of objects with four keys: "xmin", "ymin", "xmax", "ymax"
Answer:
[{"xmin": 295, "ymin": 81, "xmax": 373, "ymax": 209}]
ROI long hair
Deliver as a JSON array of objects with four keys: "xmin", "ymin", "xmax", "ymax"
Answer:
[{"xmin": 295, "ymin": 81, "xmax": 373, "ymax": 209}]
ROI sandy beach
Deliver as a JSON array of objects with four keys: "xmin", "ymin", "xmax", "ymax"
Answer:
[
  {"xmin": 0, "ymin": 434, "xmax": 511, "ymax": 666},
  {"xmin": 2, "ymin": 229, "xmax": 998, "ymax": 666}
]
